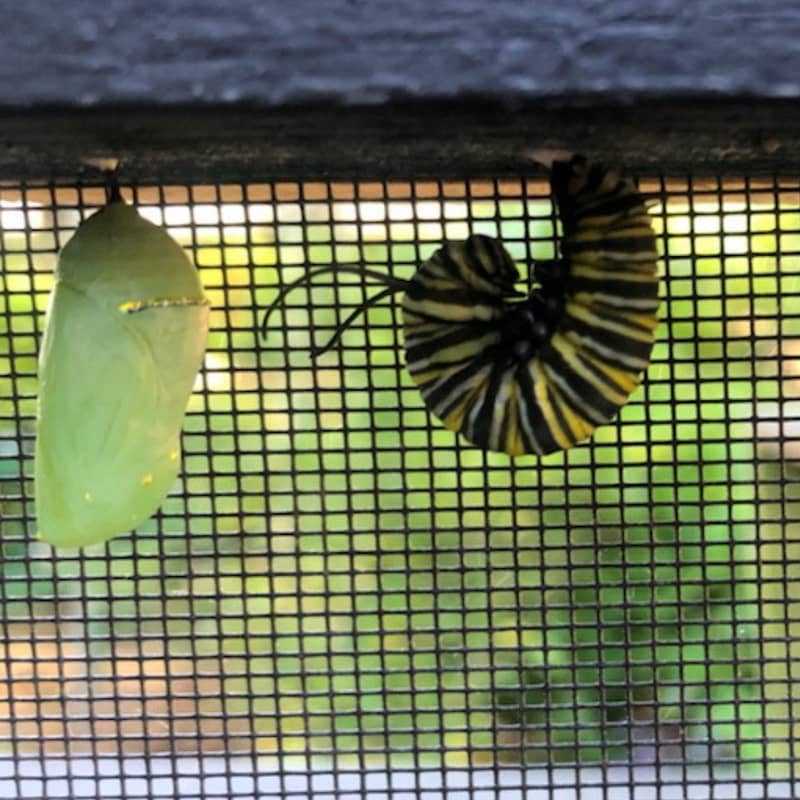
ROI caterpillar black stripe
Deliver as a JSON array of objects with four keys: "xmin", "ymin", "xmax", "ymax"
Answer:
[{"xmin": 261, "ymin": 156, "xmax": 660, "ymax": 456}]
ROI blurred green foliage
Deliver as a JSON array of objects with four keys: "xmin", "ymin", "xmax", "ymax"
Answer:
[{"xmin": 0, "ymin": 188, "xmax": 799, "ymax": 773}]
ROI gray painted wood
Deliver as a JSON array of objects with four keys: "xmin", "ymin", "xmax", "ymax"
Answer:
[{"xmin": 3, "ymin": 1, "xmax": 799, "ymax": 106}]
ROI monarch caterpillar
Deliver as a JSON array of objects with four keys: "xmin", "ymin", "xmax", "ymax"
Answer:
[
  {"xmin": 262, "ymin": 156, "xmax": 659, "ymax": 455},
  {"xmin": 35, "ymin": 191, "xmax": 210, "ymax": 548}
]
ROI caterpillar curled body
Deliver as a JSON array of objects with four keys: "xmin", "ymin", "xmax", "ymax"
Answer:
[{"xmin": 261, "ymin": 155, "xmax": 660, "ymax": 456}]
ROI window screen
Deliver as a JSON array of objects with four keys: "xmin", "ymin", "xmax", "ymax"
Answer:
[{"xmin": 0, "ymin": 171, "xmax": 798, "ymax": 798}]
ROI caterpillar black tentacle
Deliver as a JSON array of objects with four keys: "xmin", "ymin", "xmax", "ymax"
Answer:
[
  {"xmin": 260, "ymin": 264, "xmax": 408, "ymax": 339},
  {"xmin": 260, "ymin": 155, "xmax": 660, "ymax": 456}
]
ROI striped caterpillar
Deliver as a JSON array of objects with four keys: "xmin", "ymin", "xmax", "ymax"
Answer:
[{"xmin": 262, "ymin": 156, "xmax": 660, "ymax": 455}]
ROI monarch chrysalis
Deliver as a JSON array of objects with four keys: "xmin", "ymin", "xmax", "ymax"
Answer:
[
  {"xmin": 262, "ymin": 156, "xmax": 660, "ymax": 455},
  {"xmin": 35, "ymin": 194, "xmax": 210, "ymax": 548}
]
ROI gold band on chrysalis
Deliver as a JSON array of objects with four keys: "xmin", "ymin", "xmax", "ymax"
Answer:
[{"xmin": 118, "ymin": 297, "xmax": 210, "ymax": 314}]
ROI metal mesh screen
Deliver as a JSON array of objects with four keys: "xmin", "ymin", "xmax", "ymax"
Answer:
[{"xmin": 0, "ymin": 171, "xmax": 799, "ymax": 798}]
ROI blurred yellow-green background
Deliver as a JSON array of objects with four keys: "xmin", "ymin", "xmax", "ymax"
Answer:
[{"xmin": 0, "ymin": 175, "xmax": 798, "ymax": 777}]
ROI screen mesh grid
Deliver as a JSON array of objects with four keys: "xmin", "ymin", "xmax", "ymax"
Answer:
[{"xmin": 0, "ymin": 170, "xmax": 798, "ymax": 799}]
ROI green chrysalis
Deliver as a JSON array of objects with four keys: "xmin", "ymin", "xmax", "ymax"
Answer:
[{"xmin": 35, "ymin": 199, "xmax": 210, "ymax": 548}]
